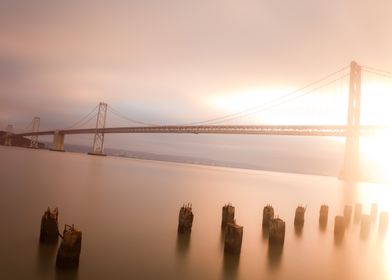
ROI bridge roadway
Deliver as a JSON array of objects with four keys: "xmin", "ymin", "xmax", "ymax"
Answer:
[{"xmin": 15, "ymin": 125, "xmax": 387, "ymax": 137}]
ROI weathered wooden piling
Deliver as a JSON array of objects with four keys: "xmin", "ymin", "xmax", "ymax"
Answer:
[
  {"xmin": 334, "ymin": 216, "xmax": 345, "ymax": 236},
  {"xmin": 354, "ymin": 203, "xmax": 362, "ymax": 223},
  {"xmin": 269, "ymin": 218, "xmax": 285, "ymax": 245},
  {"xmin": 294, "ymin": 206, "xmax": 306, "ymax": 227},
  {"xmin": 371, "ymin": 203, "xmax": 378, "ymax": 222},
  {"xmin": 262, "ymin": 205, "xmax": 274, "ymax": 228},
  {"xmin": 56, "ymin": 224, "xmax": 82, "ymax": 269},
  {"xmin": 39, "ymin": 207, "xmax": 59, "ymax": 243},
  {"xmin": 224, "ymin": 223, "xmax": 243, "ymax": 254},
  {"xmin": 379, "ymin": 212, "xmax": 388, "ymax": 232},
  {"xmin": 360, "ymin": 215, "xmax": 371, "ymax": 238},
  {"xmin": 344, "ymin": 205, "xmax": 352, "ymax": 225},
  {"xmin": 221, "ymin": 204, "xmax": 235, "ymax": 229},
  {"xmin": 319, "ymin": 205, "xmax": 329, "ymax": 226},
  {"xmin": 178, "ymin": 203, "xmax": 194, "ymax": 234}
]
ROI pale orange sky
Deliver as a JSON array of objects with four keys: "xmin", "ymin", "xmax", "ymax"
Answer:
[{"xmin": 0, "ymin": 0, "xmax": 391, "ymax": 130}]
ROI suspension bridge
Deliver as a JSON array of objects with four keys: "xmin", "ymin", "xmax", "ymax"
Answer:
[{"xmin": 2, "ymin": 61, "xmax": 392, "ymax": 181}]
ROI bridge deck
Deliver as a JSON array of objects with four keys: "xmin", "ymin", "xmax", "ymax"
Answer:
[{"xmin": 14, "ymin": 125, "xmax": 387, "ymax": 137}]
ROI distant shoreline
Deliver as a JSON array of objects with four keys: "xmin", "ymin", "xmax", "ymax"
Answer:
[{"xmin": 8, "ymin": 141, "xmax": 386, "ymax": 185}]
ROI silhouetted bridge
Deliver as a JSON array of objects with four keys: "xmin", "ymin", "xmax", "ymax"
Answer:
[
  {"xmin": 3, "ymin": 61, "xmax": 392, "ymax": 181},
  {"xmin": 16, "ymin": 125, "xmax": 385, "ymax": 137}
]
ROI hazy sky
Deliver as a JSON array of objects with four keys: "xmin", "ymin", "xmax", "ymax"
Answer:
[{"xmin": 1, "ymin": 0, "xmax": 391, "ymax": 132}]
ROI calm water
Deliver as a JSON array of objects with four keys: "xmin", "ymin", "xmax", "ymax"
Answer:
[{"xmin": 0, "ymin": 146, "xmax": 391, "ymax": 280}]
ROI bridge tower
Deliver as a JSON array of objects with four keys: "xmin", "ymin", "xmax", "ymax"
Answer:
[
  {"xmin": 30, "ymin": 117, "xmax": 40, "ymax": 148},
  {"xmin": 89, "ymin": 102, "xmax": 107, "ymax": 156},
  {"xmin": 341, "ymin": 61, "xmax": 362, "ymax": 180},
  {"xmin": 5, "ymin": 124, "xmax": 13, "ymax": 146}
]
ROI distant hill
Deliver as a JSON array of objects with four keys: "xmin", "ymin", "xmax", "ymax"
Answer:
[{"xmin": 0, "ymin": 131, "xmax": 45, "ymax": 149}]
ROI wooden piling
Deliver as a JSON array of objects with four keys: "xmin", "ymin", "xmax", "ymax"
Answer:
[
  {"xmin": 379, "ymin": 212, "xmax": 388, "ymax": 232},
  {"xmin": 221, "ymin": 204, "xmax": 235, "ymax": 229},
  {"xmin": 354, "ymin": 203, "xmax": 362, "ymax": 223},
  {"xmin": 371, "ymin": 203, "xmax": 378, "ymax": 222},
  {"xmin": 334, "ymin": 216, "xmax": 345, "ymax": 236},
  {"xmin": 360, "ymin": 215, "xmax": 371, "ymax": 238},
  {"xmin": 56, "ymin": 224, "xmax": 82, "ymax": 269},
  {"xmin": 178, "ymin": 203, "xmax": 194, "ymax": 234},
  {"xmin": 319, "ymin": 205, "xmax": 328, "ymax": 226},
  {"xmin": 224, "ymin": 222, "xmax": 243, "ymax": 254},
  {"xmin": 39, "ymin": 207, "xmax": 59, "ymax": 243},
  {"xmin": 344, "ymin": 205, "xmax": 352, "ymax": 225},
  {"xmin": 269, "ymin": 218, "xmax": 285, "ymax": 245},
  {"xmin": 262, "ymin": 205, "xmax": 274, "ymax": 228},
  {"xmin": 294, "ymin": 206, "xmax": 306, "ymax": 227}
]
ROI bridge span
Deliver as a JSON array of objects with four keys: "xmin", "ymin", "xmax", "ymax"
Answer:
[
  {"xmin": 16, "ymin": 125, "xmax": 384, "ymax": 138},
  {"xmin": 3, "ymin": 61, "xmax": 392, "ymax": 181}
]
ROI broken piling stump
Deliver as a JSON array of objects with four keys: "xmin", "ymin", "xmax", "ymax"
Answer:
[
  {"xmin": 56, "ymin": 224, "xmax": 82, "ymax": 269},
  {"xmin": 221, "ymin": 204, "xmax": 235, "ymax": 229},
  {"xmin": 319, "ymin": 205, "xmax": 329, "ymax": 227},
  {"xmin": 371, "ymin": 203, "xmax": 378, "ymax": 222},
  {"xmin": 354, "ymin": 203, "xmax": 362, "ymax": 223},
  {"xmin": 334, "ymin": 216, "xmax": 345, "ymax": 237},
  {"xmin": 178, "ymin": 203, "xmax": 194, "ymax": 234},
  {"xmin": 294, "ymin": 206, "xmax": 306, "ymax": 227},
  {"xmin": 262, "ymin": 205, "xmax": 274, "ymax": 228},
  {"xmin": 379, "ymin": 212, "xmax": 388, "ymax": 232},
  {"xmin": 224, "ymin": 222, "xmax": 243, "ymax": 254},
  {"xmin": 344, "ymin": 205, "xmax": 352, "ymax": 225},
  {"xmin": 39, "ymin": 207, "xmax": 59, "ymax": 243},
  {"xmin": 269, "ymin": 218, "xmax": 285, "ymax": 245},
  {"xmin": 360, "ymin": 215, "xmax": 371, "ymax": 238}
]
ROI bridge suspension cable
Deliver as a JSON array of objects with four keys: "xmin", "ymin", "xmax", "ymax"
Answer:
[
  {"xmin": 204, "ymin": 73, "xmax": 350, "ymax": 125},
  {"xmin": 362, "ymin": 66, "xmax": 392, "ymax": 78},
  {"xmin": 180, "ymin": 65, "xmax": 350, "ymax": 126},
  {"xmin": 65, "ymin": 104, "xmax": 99, "ymax": 129},
  {"xmin": 19, "ymin": 119, "xmax": 34, "ymax": 134},
  {"xmin": 107, "ymin": 105, "xmax": 157, "ymax": 126},
  {"xmin": 362, "ymin": 69, "xmax": 392, "ymax": 79},
  {"xmin": 360, "ymin": 64, "xmax": 392, "ymax": 126}
]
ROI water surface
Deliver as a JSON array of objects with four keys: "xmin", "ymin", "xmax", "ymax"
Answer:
[{"xmin": 0, "ymin": 146, "xmax": 391, "ymax": 279}]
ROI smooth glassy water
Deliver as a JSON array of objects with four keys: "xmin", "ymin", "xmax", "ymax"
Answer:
[{"xmin": 0, "ymin": 146, "xmax": 391, "ymax": 280}]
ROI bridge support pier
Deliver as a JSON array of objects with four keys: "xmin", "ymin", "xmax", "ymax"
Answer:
[
  {"xmin": 5, "ymin": 125, "xmax": 13, "ymax": 146},
  {"xmin": 50, "ymin": 131, "xmax": 65, "ymax": 152},
  {"xmin": 5, "ymin": 134, "xmax": 12, "ymax": 146},
  {"xmin": 340, "ymin": 61, "xmax": 362, "ymax": 181}
]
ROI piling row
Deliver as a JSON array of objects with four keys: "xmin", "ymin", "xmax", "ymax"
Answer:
[
  {"xmin": 38, "ymin": 207, "xmax": 82, "ymax": 270},
  {"xmin": 333, "ymin": 203, "xmax": 388, "ymax": 239},
  {"xmin": 182, "ymin": 202, "xmax": 388, "ymax": 255},
  {"xmin": 39, "ymin": 201, "xmax": 388, "ymax": 270}
]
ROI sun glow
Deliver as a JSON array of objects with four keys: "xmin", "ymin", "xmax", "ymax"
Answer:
[
  {"xmin": 209, "ymin": 88, "xmax": 288, "ymax": 112},
  {"xmin": 361, "ymin": 79, "xmax": 392, "ymax": 125},
  {"xmin": 206, "ymin": 86, "xmax": 346, "ymax": 125},
  {"xmin": 360, "ymin": 131, "xmax": 392, "ymax": 182},
  {"xmin": 356, "ymin": 180, "xmax": 392, "ymax": 279}
]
